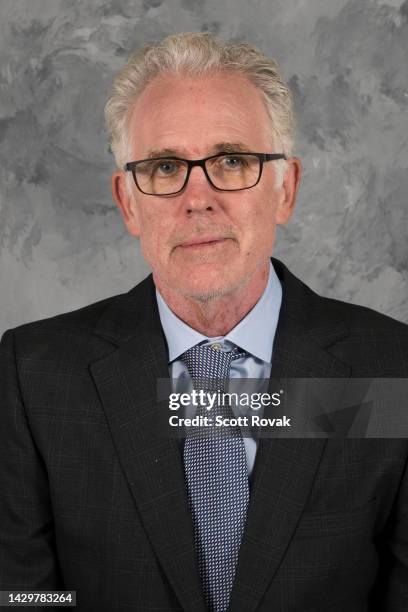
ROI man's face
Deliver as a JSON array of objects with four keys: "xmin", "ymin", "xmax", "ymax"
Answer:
[{"xmin": 113, "ymin": 72, "xmax": 300, "ymax": 300}]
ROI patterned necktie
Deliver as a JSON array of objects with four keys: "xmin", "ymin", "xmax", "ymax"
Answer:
[{"xmin": 181, "ymin": 343, "xmax": 249, "ymax": 612}]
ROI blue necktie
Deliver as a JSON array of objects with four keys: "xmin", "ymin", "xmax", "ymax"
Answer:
[{"xmin": 181, "ymin": 343, "xmax": 249, "ymax": 612}]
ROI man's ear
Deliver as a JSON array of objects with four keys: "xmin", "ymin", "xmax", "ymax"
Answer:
[
  {"xmin": 276, "ymin": 157, "xmax": 302, "ymax": 225},
  {"xmin": 112, "ymin": 171, "xmax": 141, "ymax": 236}
]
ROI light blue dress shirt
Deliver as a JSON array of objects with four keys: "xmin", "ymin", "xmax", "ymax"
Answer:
[{"xmin": 156, "ymin": 261, "xmax": 282, "ymax": 477}]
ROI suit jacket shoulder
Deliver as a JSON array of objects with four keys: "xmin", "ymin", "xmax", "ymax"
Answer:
[
  {"xmin": 3, "ymin": 274, "xmax": 159, "ymax": 361},
  {"xmin": 271, "ymin": 258, "xmax": 408, "ymax": 377}
]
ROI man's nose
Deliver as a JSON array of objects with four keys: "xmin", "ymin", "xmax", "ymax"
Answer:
[{"xmin": 181, "ymin": 165, "xmax": 216, "ymax": 213}]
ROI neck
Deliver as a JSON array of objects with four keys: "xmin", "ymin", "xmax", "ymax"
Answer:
[{"xmin": 154, "ymin": 262, "xmax": 270, "ymax": 337}]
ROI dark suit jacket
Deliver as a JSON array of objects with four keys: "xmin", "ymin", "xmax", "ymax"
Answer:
[{"xmin": 1, "ymin": 258, "xmax": 408, "ymax": 612}]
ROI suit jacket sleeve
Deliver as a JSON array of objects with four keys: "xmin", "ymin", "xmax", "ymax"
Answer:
[
  {"xmin": 0, "ymin": 329, "xmax": 63, "ymax": 592},
  {"xmin": 371, "ymin": 452, "xmax": 408, "ymax": 611}
]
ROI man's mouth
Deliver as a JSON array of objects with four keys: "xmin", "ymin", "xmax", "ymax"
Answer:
[{"xmin": 177, "ymin": 237, "xmax": 229, "ymax": 249}]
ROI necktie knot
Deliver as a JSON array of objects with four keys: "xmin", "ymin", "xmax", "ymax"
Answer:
[{"xmin": 180, "ymin": 343, "xmax": 246, "ymax": 384}]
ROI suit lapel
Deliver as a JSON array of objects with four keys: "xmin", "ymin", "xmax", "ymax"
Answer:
[
  {"xmin": 229, "ymin": 259, "xmax": 352, "ymax": 612},
  {"xmin": 90, "ymin": 277, "xmax": 207, "ymax": 612}
]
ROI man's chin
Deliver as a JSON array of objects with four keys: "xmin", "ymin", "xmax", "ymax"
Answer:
[{"xmin": 176, "ymin": 273, "xmax": 250, "ymax": 303}]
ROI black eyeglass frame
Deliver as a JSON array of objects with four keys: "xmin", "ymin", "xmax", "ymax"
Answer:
[{"xmin": 124, "ymin": 152, "xmax": 287, "ymax": 196}]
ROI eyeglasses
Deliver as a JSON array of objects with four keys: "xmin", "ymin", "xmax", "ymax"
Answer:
[{"xmin": 124, "ymin": 152, "xmax": 286, "ymax": 196}]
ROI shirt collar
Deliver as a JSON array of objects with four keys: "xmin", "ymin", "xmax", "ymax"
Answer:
[{"xmin": 156, "ymin": 260, "xmax": 282, "ymax": 364}]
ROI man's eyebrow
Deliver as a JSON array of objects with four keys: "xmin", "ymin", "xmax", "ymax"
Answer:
[
  {"xmin": 145, "ymin": 142, "xmax": 252, "ymax": 159},
  {"xmin": 213, "ymin": 142, "xmax": 250, "ymax": 153},
  {"xmin": 146, "ymin": 148, "xmax": 182, "ymax": 159}
]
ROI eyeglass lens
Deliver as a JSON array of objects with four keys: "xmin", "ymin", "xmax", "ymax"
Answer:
[{"xmin": 134, "ymin": 154, "xmax": 261, "ymax": 194}]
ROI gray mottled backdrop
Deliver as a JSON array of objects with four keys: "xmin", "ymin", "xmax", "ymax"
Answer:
[{"xmin": 1, "ymin": 0, "xmax": 407, "ymax": 333}]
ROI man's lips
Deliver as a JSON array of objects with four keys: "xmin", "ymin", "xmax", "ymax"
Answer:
[{"xmin": 177, "ymin": 237, "xmax": 230, "ymax": 249}]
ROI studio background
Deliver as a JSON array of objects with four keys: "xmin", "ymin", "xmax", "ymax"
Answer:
[{"xmin": 1, "ymin": 0, "xmax": 407, "ymax": 333}]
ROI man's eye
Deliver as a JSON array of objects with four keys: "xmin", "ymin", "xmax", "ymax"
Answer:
[
  {"xmin": 154, "ymin": 160, "xmax": 179, "ymax": 176},
  {"xmin": 220, "ymin": 156, "xmax": 246, "ymax": 169}
]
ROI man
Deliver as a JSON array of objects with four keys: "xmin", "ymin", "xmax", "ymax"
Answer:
[{"xmin": 1, "ymin": 32, "xmax": 407, "ymax": 612}]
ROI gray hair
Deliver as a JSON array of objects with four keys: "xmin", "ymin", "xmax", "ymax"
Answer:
[{"xmin": 105, "ymin": 32, "xmax": 295, "ymax": 185}]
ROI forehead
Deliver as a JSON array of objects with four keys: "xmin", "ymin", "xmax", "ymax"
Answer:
[{"xmin": 128, "ymin": 71, "xmax": 273, "ymax": 158}]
